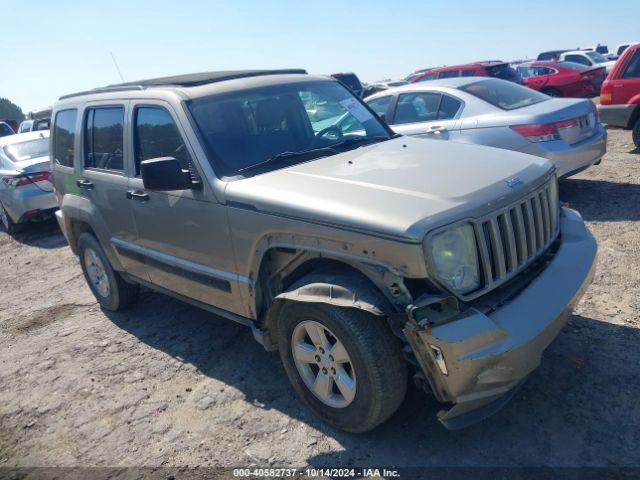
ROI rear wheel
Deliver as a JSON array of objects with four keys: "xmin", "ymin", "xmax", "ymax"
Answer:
[
  {"xmin": 633, "ymin": 118, "xmax": 640, "ymax": 148},
  {"xmin": 0, "ymin": 202, "xmax": 16, "ymax": 235},
  {"xmin": 278, "ymin": 302, "xmax": 407, "ymax": 433},
  {"xmin": 77, "ymin": 233, "xmax": 139, "ymax": 311},
  {"xmin": 542, "ymin": 88, "xmax": 562, "ymax": 97}
]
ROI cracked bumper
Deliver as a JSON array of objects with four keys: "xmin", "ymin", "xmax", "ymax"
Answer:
[{"xmin": 408, "ymin": 208, "xmax": 597, "ymax": 429}]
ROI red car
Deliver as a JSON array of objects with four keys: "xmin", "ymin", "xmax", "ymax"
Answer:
[
  {"xmin": 515, "ymin": 61, "xmax": 606, "ymax": 98},
  {"xmin": 409, "ymin": 61, "xmax": 522, "ymax": 84},
  {"xmin": 598, "ymin": 43, "xmax": 640, "ymax": 147}
]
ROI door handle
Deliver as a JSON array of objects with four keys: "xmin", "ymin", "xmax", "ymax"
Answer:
[
  {"xmin": 76, "ymin": 179, "xmax": 94, "ymax": 190},
  {"xmin": 126, "ymin": 190, "xmax": 150, "ymax": 202},
  {"xmin": 426, "ymin": 126, "xmax": 447, "ymax": 134}
]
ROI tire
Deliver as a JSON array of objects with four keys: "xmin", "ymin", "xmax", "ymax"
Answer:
[
  {"xmin": 0, "ymin": 202, "xmax": 16, "ymax": 235},
  {"xmin": 278, "ymin": 302, "xmax": 407, "ymax": 433},
  {"xmin": 542, "ymin": 88, "xmax": 562, "ymax": 98},
  {"xmin": 633, "ymin": 118, "xmax": 640, "ymax": 149},
  {"xmin": 77, "ymin": 232, "xmax": 139, "ymax": 311}
]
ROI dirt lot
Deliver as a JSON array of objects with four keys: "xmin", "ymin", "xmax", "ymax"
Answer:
[{"xmin": 1, "ymin": 128, "xmax": 639, "ymax": 469}]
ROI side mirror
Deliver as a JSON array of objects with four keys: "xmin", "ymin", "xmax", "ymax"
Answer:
[{"xmin": 140, "ymin": 157, "xmax": 192, "ymax": 191}]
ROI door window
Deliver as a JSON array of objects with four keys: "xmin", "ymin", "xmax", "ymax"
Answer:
[
  {"xmin": 84, "ymin": 107, "xmax": 125, "ymax": 172},
  {"xmin": 438, "ymin": 95, "xmax": 462, "ymax": 119},
  {"xmin": 438, "ymin": 70, "xmax": 460, "ymax": 79},
  {"xmin": 134, "ymin": 106, "xmax": 192, "ymax": 175},
  {"xmin": 622, "ymin": 50, "xmax": 640, "ymax": 79},
  {"xmin": 52, "ymin": 109, "xmax": 77, "ymax": 167},
  {"xmin": 366, "ymin": 96, "xmax": 392, "ymax": 117},
  {"xmin": 394, "ymin": 93, "xmax": 442, "ymax": 124}
]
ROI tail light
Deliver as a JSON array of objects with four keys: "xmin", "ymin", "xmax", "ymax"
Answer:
[
  {"xmin": 600, "ymin": 82, "xmax": 613, "ymax": 104},
  {"xmin": 510, "ymin": 123, "xmax": 560, "ymax": 142},
  {"xmin": 2, "ymin": 171, "xmax": 51, "ymax": 187},
  {"xmin": 510, "ymin": 118, "xmax": 580, "ymax": 142}
]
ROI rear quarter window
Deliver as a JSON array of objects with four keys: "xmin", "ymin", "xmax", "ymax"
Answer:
[
  {"xmin": 459, "ymin": 78, "xmax": 549, "ymax": 110},
  {"xmin": 52, "ymin": 109, "xmax": 78, "ymax": 168}
]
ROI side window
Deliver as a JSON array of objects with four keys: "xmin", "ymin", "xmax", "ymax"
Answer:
[
  {"xmin": 52, "ymin": 109, "xmax": 77, "ymax": 168},
  {"xmin": 460, "ymin": 70, "xmax": 476, "ymax": 77},
  {"xmin": 135, "ymin": 107, "xmax": 192, "ymax": 175},
  {"xmin": 438, "ymin": 70, "xmax": 460, "ymax": 79},
  {"xmin": 565, "ymin": 55, "xmax": 590, "ymax": 66},
  {"xmin": 416, "ymin": 73, "xmax": 437, "ymax": 82},
  {"xmin": 438, "ymin": 95, "xmax": 462, "ymax": 120},
  {"xmin": 394, "ymin": 93, "xmax": 442, "ymax": 125},
  {"xmin": 84, "ymin": 107, "xmax": 124, "ymax": 172},
  {"xmin": 366, "ymin": 96, "xmax": 392, "ymax": 117},
  {"xmin": 622, "ymin": 50, "xmax": 640, "ymax": 79}
]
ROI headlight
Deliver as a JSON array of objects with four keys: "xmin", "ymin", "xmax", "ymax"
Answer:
[{"xmin": 429, "ymin": 223, "xmax": 480, "ymax": 295}]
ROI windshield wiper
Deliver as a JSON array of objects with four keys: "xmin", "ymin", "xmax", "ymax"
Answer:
[
  {"xmin": 330, "ymin": 135, "xmax": 390, "ymax": 150},
  {"xmin": 238, "ymin": 146, "xmax": 337, "ymax": 173}
]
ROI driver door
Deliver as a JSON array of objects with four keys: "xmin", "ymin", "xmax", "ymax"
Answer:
[{"xmin": 124, "ymin": 101, "xmax": 243, "ymax": 314}]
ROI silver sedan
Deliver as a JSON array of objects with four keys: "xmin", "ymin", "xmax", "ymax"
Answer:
[
  {"xmin": 365, "ymin": 77, "xmax": 607, "ymax": 179},
  {"xmin": 0, "ymin": 130, "xmax": 57, "ymax": 234}
]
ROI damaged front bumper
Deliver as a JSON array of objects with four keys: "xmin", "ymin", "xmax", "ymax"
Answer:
[{"xmin": 404, "ymin": 207, "xmax": 597, "ymax": 430}]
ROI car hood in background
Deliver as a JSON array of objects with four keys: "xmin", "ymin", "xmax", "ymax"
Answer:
[{"xmin": 225, "ymin": 137, "xmax": 552, "ymax": 241}]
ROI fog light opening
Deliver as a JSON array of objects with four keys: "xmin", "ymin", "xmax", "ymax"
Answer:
[{"xmin": 430, "ymin": 345, "xmax": 448, "ymax": 376}]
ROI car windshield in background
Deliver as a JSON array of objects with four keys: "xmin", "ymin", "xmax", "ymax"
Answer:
[
  {"xmin": 556, "ymin": 61, "xmax": 588, "ymax": 71},
  {"xmin": 459, "ymin": 78, "xmax": 549, "ymax": 110},
  {"xmin": 586, "ymin": 51, "xmax": 608, "ymax": 63},
  {"xmin": 188, "ymin": 81, "xmax": 390, "ymax": 177},
  {"xmin": 486, "ymin": 64, "xmax": 522, "ymax": 83},
  {"xmin": 3, "ymin": 137, "xmax": 49, "ymax": 162}
]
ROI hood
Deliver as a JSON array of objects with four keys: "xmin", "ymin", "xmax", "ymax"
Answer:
[{"xmin": 225, "ymin": 137, "xmax": 552, "ymax": 241}]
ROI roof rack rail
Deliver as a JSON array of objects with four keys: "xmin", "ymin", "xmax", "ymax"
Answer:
[{"xmin": 58, "ymin": 69, "xmax": 308, "ymax": 101}]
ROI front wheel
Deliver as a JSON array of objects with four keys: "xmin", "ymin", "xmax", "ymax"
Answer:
[
  {"xmin": 278, "ymin": 302, "xmax": 407, "ymax": 433},
  {"xmin": 77, "ymin": 233, "xmax": 139, "ymax": 311},
  {"xmin": 633, "ymin": 118, "xmax": 640, "ymax": 148}
]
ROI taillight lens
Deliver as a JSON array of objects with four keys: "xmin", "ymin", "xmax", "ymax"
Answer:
[
  {"xmin": 2, "ymin": 171, "xmax": 51, "ymax": 187},
  {"xmin": 600, "ymin": 83, "xmax": 612, "ymax": 104},
  {"xmin": 510, "ymin": 123, "xmax": 560, "ymax": 142}
]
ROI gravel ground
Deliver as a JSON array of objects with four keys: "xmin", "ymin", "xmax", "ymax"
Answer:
[{"xmin": 0, "ymin": 128, "xmax": 639, "ymax": 469}]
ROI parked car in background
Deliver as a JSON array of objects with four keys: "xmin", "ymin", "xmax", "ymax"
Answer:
[
  {"xmin": 1, "ymin": 119, "xmax": 19, "ymax": 133},
  {"xmin": 330, "ymin": 72, "xmax": 364, "ymax": 97},
  {"xmin": 558, "ymin": 50, "xmax": 616, "ymax": 73},
  {"xmin": 537, "ymin": 50, "xmax": 570, "ymax": 61},
  {"xmin": 0, "ymin": 130, "xmax": 56, "ymax": 233},
  {"xmin": 362, "ymin": 79, "xmax": 408, "ymax": 98},
  {"xmin": 410, "ymin": 61, "xmax": 522, "ymax": 84},
  {"xmin": 581, "ymin": 44, "xmax": 609, "ymax": 55},
  {"xmin": 615, "ymin": 43, "xmax": 638, "ymax": 57},
  {"xmin": 516, "ymin": 61, "xmax": 605, "ymax": 97},
  {"xmin": 365, "ymin": 77, "xmax": 606, "ymax": 178},
  {"xmin": 52, "ymin": 69, "xmax": 597, "ymax": 433},
  {"xmin": 18, "ymin": 107, "xmax": 52, "ymax": 133},
  {"xmin": 598, "ymin": 42, "xmax": 640, "ymax": 147},
  {"xmin": 0, "ymin": 122, "xmax": 15, "ymax": 137}
]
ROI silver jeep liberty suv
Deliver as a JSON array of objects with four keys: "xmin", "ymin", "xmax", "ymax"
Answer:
[{"xmin": 51, "ymin": 70, "xmax": 596, "ymax": 432}]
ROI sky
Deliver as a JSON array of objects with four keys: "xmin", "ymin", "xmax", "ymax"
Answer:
[{"xmin": 2, "ymin": 0, "xmax": 639, "ymax": 112}]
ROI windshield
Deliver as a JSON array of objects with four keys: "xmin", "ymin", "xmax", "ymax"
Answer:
[
  {"xmin": 459, "ymin": 78, "xmax": 549, "ymax": 110},
  {"xmin": 188, "ymin": 81, "xmax": 391, "ymax": 177},
  {"xmin": 3, "ymin": 136, "xmax": 49, "ymax": 162},
  {"xmin": 586, "ymin": 51, "xmax": 608, "ymax": 63}
]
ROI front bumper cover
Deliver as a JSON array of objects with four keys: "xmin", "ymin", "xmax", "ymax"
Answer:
[{"xmin": 404, "ymin": 207, "xmax": 597, "ymax": 429}]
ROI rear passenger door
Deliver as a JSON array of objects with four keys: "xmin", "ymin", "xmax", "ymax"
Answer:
[
  {"xmin": 389, "ymin": 92, "xmax": 463, "ymax": 139},
  {"xmin": 79, "ymin": 102, "xmax": 148, "ymax": 280},
  {"xmin": 125, "ymin": 101, "xmax": 242, "ymax": 314}
]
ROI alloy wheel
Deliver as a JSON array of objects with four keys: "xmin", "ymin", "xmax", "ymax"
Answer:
[
  {"xmin": 84, "ymin": 248, "xmax": 111, "ymax": 298},
  {"xmin": 291, "ymin": 320, "xmax": 356, "ymax": 408}
]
